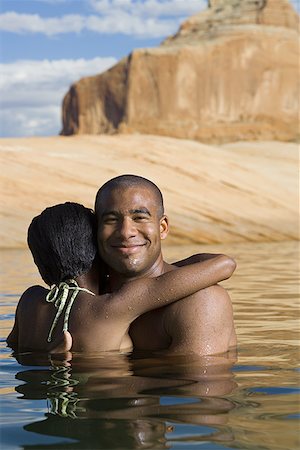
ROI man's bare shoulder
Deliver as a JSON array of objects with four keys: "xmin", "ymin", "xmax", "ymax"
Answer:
[
  {"xmin": 163, "ymin": 284, "xmax": 236, "ymax": 355},
  {"xmin": 164, "ymin": 283, "xmax": 231, "ymax": 319}
]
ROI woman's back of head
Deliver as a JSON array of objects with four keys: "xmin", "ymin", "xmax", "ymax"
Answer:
[{"xmin": 27, "ymin": 202, "xmax": 97, "ymax": 286}]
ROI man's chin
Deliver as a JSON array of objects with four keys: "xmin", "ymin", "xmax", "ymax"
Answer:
[{"xmin": 116, "ymin": 258, "xmax": 145, "ymax": 276}]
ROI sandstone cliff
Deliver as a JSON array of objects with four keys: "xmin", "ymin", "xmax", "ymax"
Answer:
[
  {"xmin": 0, "ymin": 136, "xmax": 298, "ymax": 248},
  {"xmin": 61, "ymin": 0, "xmax": 299, "ymax": 143}
]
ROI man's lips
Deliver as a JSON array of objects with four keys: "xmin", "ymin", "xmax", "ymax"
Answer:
[{"xmin": 110, "ymin": 243, "xmax": 146, "ymax": 255}]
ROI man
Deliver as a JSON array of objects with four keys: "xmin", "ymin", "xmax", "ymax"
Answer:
[{"xmin": 95, "ymin": 174, "xmax": 237, "ymax": 355}]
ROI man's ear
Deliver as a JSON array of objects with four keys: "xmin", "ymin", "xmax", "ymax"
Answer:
[{"xmin": 160, "ymin": 215, "xmax": 169, "ymax": 240}]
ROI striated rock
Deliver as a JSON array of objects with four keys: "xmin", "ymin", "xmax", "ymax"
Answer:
[
  {"xmin": 164, "ymin": 0, "xmax": 299, "ymax": 46},
  {"xmin": 61, "ymin": 0, "xmax": 299, "ymax": 143},
  {"xmin": 0, "ymin": 135, "xmax": 298, "ymax": 248}
]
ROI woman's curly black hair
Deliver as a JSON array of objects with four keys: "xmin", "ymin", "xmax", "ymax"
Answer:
[{"xmin": 27, "ymin": 202, "xmax": 98, "ymax": 286}]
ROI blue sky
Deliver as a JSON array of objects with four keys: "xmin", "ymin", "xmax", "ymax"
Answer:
[{"xmin": 1, "ymin": 0, "xmax": 299, "ymax": 138}]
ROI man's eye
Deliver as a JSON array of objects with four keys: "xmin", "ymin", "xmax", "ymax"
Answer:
[
  {"xmin": 134, "ymin": 215, "xmax": 148, "ymax": 221},
  {"xmin": 103, "ymin": 217, "xmax": 118, "ymax": 224}
]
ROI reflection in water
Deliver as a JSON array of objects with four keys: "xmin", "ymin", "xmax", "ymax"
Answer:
[
  {"xmin": 1, "ymin": 241, "xmax": 299, "ymax": 449},
  {"xmin": 13, "ymin": 351, "xmax": 237, "ymax": 449}
]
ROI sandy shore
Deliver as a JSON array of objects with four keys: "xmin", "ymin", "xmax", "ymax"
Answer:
[{"xmin": 0, "ymin": 134, "xmax": 298, "ymax": 248}]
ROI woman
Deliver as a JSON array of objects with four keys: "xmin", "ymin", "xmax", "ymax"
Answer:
[{"xmin": 7, "ymin": 202, "xmax": 236, "ymax": 353}]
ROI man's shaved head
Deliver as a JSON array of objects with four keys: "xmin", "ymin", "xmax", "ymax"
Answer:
[{"xmin": 95, "ymin": 174, "xmax": 164, "ymax": 218}]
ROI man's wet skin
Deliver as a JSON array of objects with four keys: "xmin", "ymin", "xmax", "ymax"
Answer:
[{"xmin": 95, "ymin": 177, "xmax": 237, "ymax": 355}]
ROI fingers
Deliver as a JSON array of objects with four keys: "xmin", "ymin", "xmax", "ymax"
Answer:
[{"xmin": 48, "ymin": 331, "xmax": 73, "ymax": 354}]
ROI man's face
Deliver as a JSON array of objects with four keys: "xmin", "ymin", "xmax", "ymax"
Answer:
[{"xmin": 96, "ymin": 185, "xmax": 168, "ymax": 277}]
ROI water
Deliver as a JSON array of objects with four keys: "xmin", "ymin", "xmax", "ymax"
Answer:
[{"xmin": 0, "ymin": 241, "xmax": 299, "ymax": 449}]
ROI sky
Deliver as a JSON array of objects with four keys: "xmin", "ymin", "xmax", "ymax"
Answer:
[{"xmin": 1, "ymin": 0, "xmax": 299, "ymax": 138}]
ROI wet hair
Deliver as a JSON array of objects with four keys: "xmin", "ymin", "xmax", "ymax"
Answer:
[
  {"xmin": 95, "ymin": 174, "xmax": 165, "ymax": 218},
  {"xmin": 27, "ymin": 202, "xmax": 97, "ymax": 286}
]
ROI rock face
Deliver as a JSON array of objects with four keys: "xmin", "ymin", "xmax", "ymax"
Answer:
[
  {"xmin": 61, "ymin": 0, "xmax": 299, "ymax": 143},
  {"xmin": 0, "ymin": 136, "xmax": 298, "ymax": 248},
  {"xmin": 164, "ymin": 0, "xmax": 299, "ymax": 45},
  {"xmin": 62, "ymin": 58, "xmax": 129, "ymax": 135}
]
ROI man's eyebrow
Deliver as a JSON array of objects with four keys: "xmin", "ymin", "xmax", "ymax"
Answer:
[
  {"xmin": 130, "ymin": 208, "xmax": 151, "ymax": 216},
  {"xmin": 100, "ymin": 208, "xmax": 151, "ymax": 217}
]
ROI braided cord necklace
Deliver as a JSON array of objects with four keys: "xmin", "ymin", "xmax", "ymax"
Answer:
[{"xmin": 46, "ymin": 279, "xmax": 95, "ymax": 343}]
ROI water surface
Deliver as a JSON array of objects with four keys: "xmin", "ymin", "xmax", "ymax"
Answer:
[{"xmin": 1, "ymin": 241, "xmax": 299, "ymax": 449}]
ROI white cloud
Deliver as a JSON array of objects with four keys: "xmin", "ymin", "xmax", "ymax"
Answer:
[
  {"xmin": 0, "ymin": 11, "xmax": 178, "ymax": 37},
  {"xmin": 1, "ymin": 0, "xmax": 298, "ymax": 39},
  {"xmin": 0, "ymin": 12, "xmax": 85, "ymax": 35},
  {"xmin": 86, "ymin": 12, "xmax": 177, "ymax": 37},
  {"xmin": 90, "ymin": 0, "xmax": 299, "ymax": 16},
  {"xmin": 89, "ymin": 0, "xmax": 204, "ymax": 17},
  {"xmin": 0, "ymin": 57, "xmax": 117, "ymax": 137},
  {"xmin": 0, "ymin": 106, "xmax": 61, "ymax": 138},
  {"xmin": 0, "ymin": 1, "xmax": 206, "ymax": 37}
]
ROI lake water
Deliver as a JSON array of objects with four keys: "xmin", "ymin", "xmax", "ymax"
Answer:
[{"xmin": 0, "ymin": 241, "xmax": 299, "ymax": 450}]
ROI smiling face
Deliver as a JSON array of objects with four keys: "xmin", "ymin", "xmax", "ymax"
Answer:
[{"xmin": 96, "ymin": 185, "xmax": 169, "ymax": 278}]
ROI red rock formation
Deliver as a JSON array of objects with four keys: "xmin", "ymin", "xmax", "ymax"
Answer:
[
  {"xmin": 61, "ymin": 0, "xmax": 299, "ymax": 143},
  {"xmin": 165, "ymin": 0, "xmax": 299, "ymax": 45},
  {"xmin": 62, "ymin": 58, "xmax": 129, "ymax": 135}
]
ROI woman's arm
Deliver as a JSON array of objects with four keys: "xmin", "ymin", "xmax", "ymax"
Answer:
[
  {"xmin": 109, "ymin": 254, "xmax": 236, "ymax": 321},
  {"xmin": 6, "ymin": 308, "xmax": 19, "ymax": 350},
  {"xmin": 6, "ymin": 285, "xmax": 45, "ymax": 350},
  {"xmin": 173, "ymin": 253, "xmax": 226, "ymax": 267}
]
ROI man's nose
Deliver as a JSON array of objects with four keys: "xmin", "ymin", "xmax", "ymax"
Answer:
[{"xmin": 118, "ymin": 217, "xmax": 137, "ymax": 239}]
